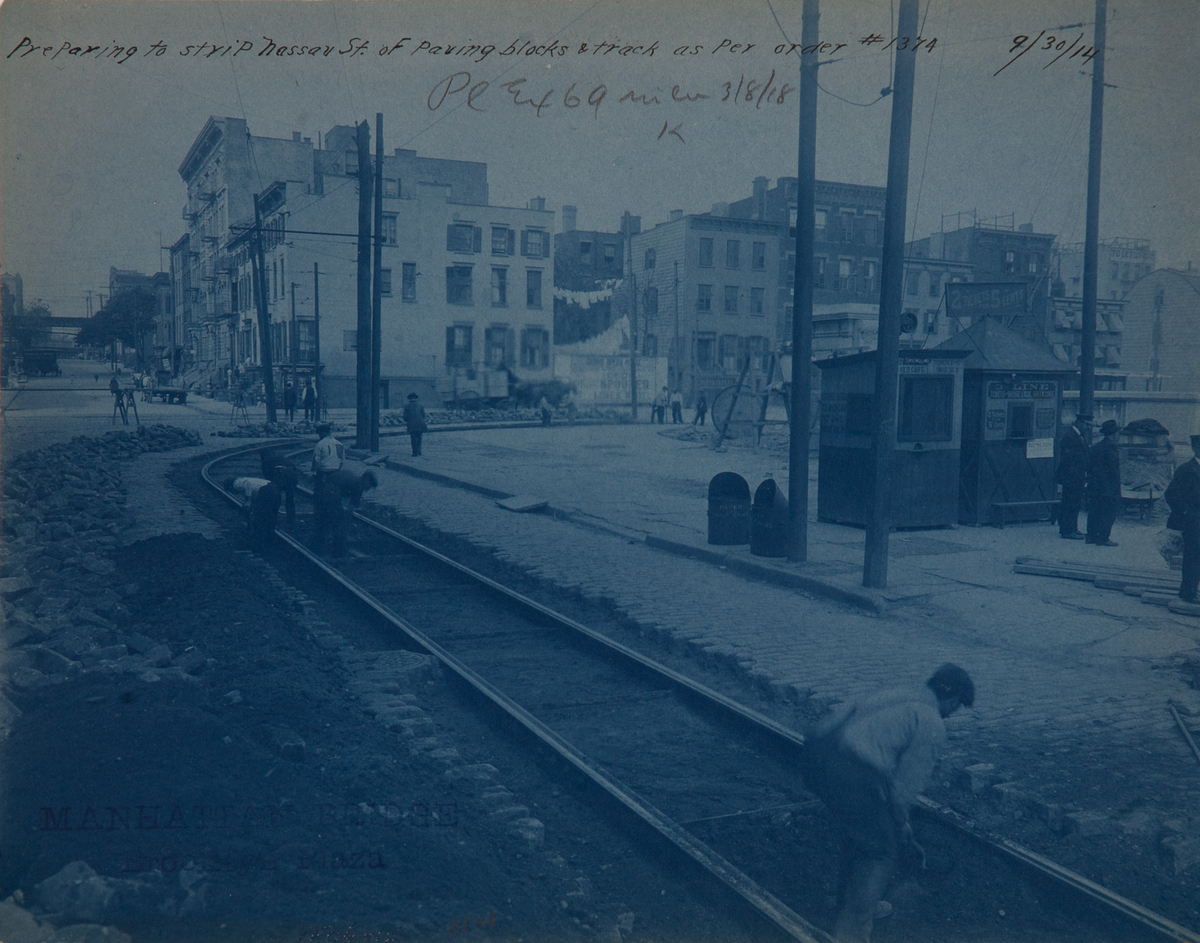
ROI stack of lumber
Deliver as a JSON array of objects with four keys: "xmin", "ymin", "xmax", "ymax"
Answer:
[{"xmin": 1013, "ymin": 557, "xmax": 1200, "ymax": 617}]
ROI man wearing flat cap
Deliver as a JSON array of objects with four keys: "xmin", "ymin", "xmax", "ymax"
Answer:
[
  {"xmin": 1165, "ymin": 428, "xmax": 1200, "ymax": 603},
  {"xmin": 1086, "ymin": 419, "xmax": 1122, "ymax": 546},
  {"xmin": 1055, "ymin": 413, "xmax": 1092, "ymax": 539},
  {"xmin": 799, "ymin": 664, "xmax": 976, "ymax": 943}
]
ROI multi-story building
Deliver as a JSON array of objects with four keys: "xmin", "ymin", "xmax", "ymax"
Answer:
[
  {"xmin": 172, "ymin": 116, "xmax": 509, "ymax": 399},
  {"xmin": 552, "ymin": 206, "xmax": 624, "ymax": 345},
  {"xmin": 236, "ymin": 174, "xmax": 555, "ymax": 407},
  {"xmin": 628, "ymin": 207, "xmax": 782, "ymax": 402},
  {"xmin": 907, "ymin": 215, "xmax": 1056, "ymax": 344},
  {"xmin": 107, "ymin": 267, "xmax": 172, "ymax": 368},
  {"xmin": 1054, "ymin": 237, "xmax": 1155, "ymax": 301}
]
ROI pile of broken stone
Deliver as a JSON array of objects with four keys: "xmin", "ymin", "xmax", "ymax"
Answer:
[{"xmin": 1, "ymin": 425, "xmax": 210, "ymax": 941}]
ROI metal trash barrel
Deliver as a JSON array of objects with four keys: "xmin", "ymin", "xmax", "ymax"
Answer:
[
  {"xmin": 750, "ymin": 478, "xmax": 789, "ymax": 557},
  {"xmin": 707, "ymin": 472, "xmax": 751, "ymax": 545}
]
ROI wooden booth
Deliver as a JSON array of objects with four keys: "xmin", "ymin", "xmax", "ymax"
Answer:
[
  {"xmin": 933, "ymin": 319, "xmax": 1073, "ymax": 526},
  {"xmin": 816, "ymin": 349, "xmax": 970, "ymax": 528}
]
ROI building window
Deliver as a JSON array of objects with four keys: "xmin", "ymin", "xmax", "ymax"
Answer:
[
  {"xmin": 645, "ymin": 247, "xmax": 656, "ymax": 269},
  {"xmin": 726, "ymin": 240, "xmax": 741, "ymax": 269},
  {"xmin": 603, "ymin": 243, "xmax": 617, "ymax": 264},
  {"xmin": 521, "ymin": 230, "xmax": 550, "ymax": 258},
  {"xmin": 343, "ymin": 329, "xmax": 358, "ymax": 352},
  {"xmin": 298, "ymin": 320, "xmax": 316, "ymax": 363},
  {"xmin": 446, "ymin": 325, "xmax": 473, "ymax": 367},
  {"xmin": 520, "ymin": 327, "xmax": 549, "ymax": 368},
  {"xmin": 382, "ymin": 214, "xmax": 398, "ymax": 246},
  {"xmin": 928, "ymin": 273, "xmax": 941, "ymax": 298},
  {"xmin": 864, "ymin": 215, "xmax": 879, "ymax": 246},
  {"xmin": 526, "ymin": 270, "xmax": 543, "ymax": 308},
  {"xmin": 724, "ymin": 285, "xmax": 739, "ymax": 315},
  {"xmin": 1029, "ymin": 253, "xmax": 1042, "ymax": 275},
  {"xmin": 447, "ymin": 224, "xmax": 481, "ymax": 254},
  {"xmin": 446, "ymin": 265, "xmax": 473, "ymax": 305},
  {"xmin": 643, "ymin": 334, "xmax": 657, "ymax": 357},
  {"xmin": 750, "ymin": 287, "xmax": 764, "ymax": 316},
  {"xmin": 752, "ymin": 242, "xmax": 766, "ymax": 271},
  {"xmin": 579, "ymin": 240, "xmax": 592, "ymax": 261},
  {"xmin": 402, "ymin": 263, "xmax": 417, "ymax": 302},
  {"xmin": 380, "ymin": 268, "xmax": 392, "ymax": 296},
  {"xmin": 697, "ymin": 284, "xmax": 713, "ymax": 312},
  {"xmin": 907, "ymin": 270, "xmax": 920, "ymax": 295},
  {"xmin": 864, "ymin": 260, "xmax": 878, "ymax": 293},
  {"xmin": 1004, "ymin": 250, "xmax": 1017, "ymax": 274},
  {"xmin": 383, "ymin": 178, "xmax": 400, "ymax": 198},
  {"xmin": 815, "ymin": 210, "xmax": 827, "ymax": 240},
  {"xmin": 837, "ymin": 259, "xmax": 853, "ymax": 291},
  {"xmin": 840, "ymin": 212, "xmax": 856, "ymax": 243},
  {"xmin": 492, "ymin": 226, "xmax": 515, "ymax": 256},
  {"xmin": 924, "ymin": 309, "xmax": 939, "ymax": 333},
  {"xmin": 644, "ymin": 286, "xmax": 658, "ymax": 317},
  {"xmin": 898, "ymin": 376, "xmax": 953, "ymax": 441},
  {"xmin": 747, "ymin": 335, "xmax": 767, "ymax": 371},
  {"xmin": 485, "ymin": 326, "xmax": 509, "ymax": 367},
  {"xmin": 814, "ymin": 257, "xmax": 826, "ymax": 288},
  {"xmin": 699, "ymin": 238, "xmax": 714, "ymax": 268},
  {"xmin": 491, "ymin": 268, "xmax": 508, "ymax": 307},
  {"xmin": 720, "ymin": 334, "xmax": 741, "ymax": 372},
  {"xmin": 696, "ymin": 334, "xmax": 716, "ymax": 370}
]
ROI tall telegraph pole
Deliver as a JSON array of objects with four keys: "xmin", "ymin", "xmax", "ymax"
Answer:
[
  {"xmin": 863, "ymin": 0, "xmax": 919, "ymax": 589},
  {"xmin": 1078, "ymin": 0, "xmax": 1107, "ymax": 433},
  {"xmin": 371, "ymin": 113, "xmax": 384, "ymax": 452},
  {"xmin": 787, "ymin": 0, "xmax": 819, "ymax": 563},
  {"xmin": 355, "ymin": 120, "xmax": 373, "ymax": 448},
  {"xmin": 252, "ymin": 193, "xmax": 277, "ymax": 424}
]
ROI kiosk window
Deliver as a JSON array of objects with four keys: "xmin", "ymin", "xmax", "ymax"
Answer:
[
  {"xmin": 898, "ymin": 376, "xmax": 953, "ymax": 442},
  {"xmin": 1008, "ymin": 403, "xmax": 1034, "ymax": 439}
]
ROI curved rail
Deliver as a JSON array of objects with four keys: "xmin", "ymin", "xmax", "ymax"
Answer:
[{"xmin": 202, "ymin": 443, "xmax": 1200, "ymax": 943}]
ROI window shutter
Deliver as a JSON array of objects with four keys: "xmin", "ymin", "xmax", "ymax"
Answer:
[
  {"xmin": 541, "ymin": 231, "xmax": 550, "ymax": 258},
  {"xmin": 507, "ymin": 229, "xmax": 515, "ymax": 256},
  {"xmin": 474, "ymin": 227, "xmax": 483, "ymax": 253}
]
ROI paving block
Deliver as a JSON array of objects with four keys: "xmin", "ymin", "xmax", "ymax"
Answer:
[
  {"xmin": 1064, "ymin": 810, "xmax": 1110, "ymax": 837},
  {"xmin": 958, "ymin": 763, "xmax": 997, "ymax": 794}
]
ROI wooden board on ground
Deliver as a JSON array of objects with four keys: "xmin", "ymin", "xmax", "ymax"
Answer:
[{"xmin": 496, "ymin": 495, "xmax": 549, "ymax": 513}]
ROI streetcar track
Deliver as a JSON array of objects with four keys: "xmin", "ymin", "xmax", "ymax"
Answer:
[{"xmin": 202, "ymin": 444, "xmax": 1200, "ymax": 943}]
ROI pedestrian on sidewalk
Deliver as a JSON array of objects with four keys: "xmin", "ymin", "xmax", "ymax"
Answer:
[
  {"xmin": 538, "ymin": 395, "xmax": 553, "ymax": 428},
  {"xmin": 799, "ymin": 664, "xmax": 975, "ymax": 943},
  {"xmin": 693, "ymin": 391, "xmax": 708, "ymax": 427},
  {"xmin": 1086, "ymin": 419, "xmax": 1122, "ymax": 546},
  {"xmin": 283, "ymin": 382, "xmax": 297, "ymax": 423},
  {"xmin": 1165, "ymin": 429, "xmax": 1200, "ymax": 603},
  {"xmin": 652, "ymin": 387, "xmax": 667, "ymax": 424},
  {"xmin": 311, "ymin": 423, "xmax": 344, "ymax": 492},
  {"xmin": 670, "ymin": 389, "xmax": 683, "ymax": 424},
  {"xmin": 302, "ymin": 379, "xmax": 317, "ymax": 423},
  {"xmin": 404, "ymin": 392, "xmax": 429, "ymax": 456},
  {"xmin": 1055, "ymin": 413, "xmax": 1091, "ymax": 540},
  {"xmin": 312, "ymin": 469, "xmax": 378, "ymax": 556}
]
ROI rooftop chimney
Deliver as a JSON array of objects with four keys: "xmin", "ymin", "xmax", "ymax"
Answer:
[
  {"xmin": 529, "ymin": 196, "xmax": 546, "ymax": 212},
  {"xmin": 561, "ymin": 205, "xmax": 578, "ymax": 232},
  {"xmin": 292, "ymin": 131, "xmax": 302, "ymax": 142},
  {"xmin": 669, "ymin": 209, "xmax": 684, "ymax": 222}
]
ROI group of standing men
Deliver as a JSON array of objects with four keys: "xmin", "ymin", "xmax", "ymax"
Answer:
[
  {"xmin": 652, "ymin": 387, "xmax": 685, "ymax": 424},
  {"xmin": 1054, "ymin": 414, "xmax": 1123, "ymax": 546}
]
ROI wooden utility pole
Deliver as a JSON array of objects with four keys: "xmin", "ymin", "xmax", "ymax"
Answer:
[
  {"xmin": 863, "ymin": 0, "xmax": 919, "ymax": 589},
  {"xmin": 624, "ymin": 212, "xmax": 639, "ymax": 420},
  {"xmin": 673, "ymin": 260, "xmax": 681, "ymax": 393},
  {"xmin": 1079, "ymin": 0, "xmax": 1107, "ymax": 434},
  {"xmin": 313, "ymin": 262, "xmax": 323, "ymax": 420},
  {"xmin": 370, "ymin": 112, "xmax": 384, "ymax": 452},
  {"xmin": 252, "ymin": 192, "xmax": 277, "ymax": 424},
  {"xmin": 355, "ymin": 120, "xmax": 373, "ymax": 448},
  {"xmin": 787, "ymin": 0, "xmax": 819, "ymax": 563},
  {"xmin": 290, "ymin": 282, "xmax": 298, "ymax": 390}
]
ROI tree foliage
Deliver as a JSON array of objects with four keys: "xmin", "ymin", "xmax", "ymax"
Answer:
[
  {"xmin": 76, "ymin": 288, "xmax": 157, "ymax": 365},
  {"xmin": 2, "ymin": 293, "xmax": 53, "ymax": 352}
]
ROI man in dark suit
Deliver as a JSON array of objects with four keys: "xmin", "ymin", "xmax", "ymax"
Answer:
[
  {"xmin": 1165, "ymin": 431, "xmax": 1200, "ymax": 603},
  {"xmin": 1086, "ymin": 419, "xmax": 1122, "ymax": 546},
  {"xmin": 1055, "ymin": 413, "xmax": 1091, "ymax": 539}
]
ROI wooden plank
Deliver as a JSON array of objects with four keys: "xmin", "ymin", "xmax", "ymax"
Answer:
[
  {"xmin": 496, "ymin": 495, "xmax": 549, "ymax": 513},
  {"xmin": 1013, "ymin": 564, "xmax": 1097, "ymax": 582}
]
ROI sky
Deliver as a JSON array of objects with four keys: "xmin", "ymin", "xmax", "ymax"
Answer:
[{"xmin": 1, "ymin": 0, "xmax": 1197, "ymax": 317}]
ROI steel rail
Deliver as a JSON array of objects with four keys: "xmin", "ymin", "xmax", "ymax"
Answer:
[
  {"xmin": 201, "ymin": 448, "xmax": 834, "ymax": 943},
  {"xmin": 202, "ymin": 445, "xmax": 1200, "ymax": 943}
]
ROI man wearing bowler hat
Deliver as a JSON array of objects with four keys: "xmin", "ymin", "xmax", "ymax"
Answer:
[
  {"xmin": 1086, "ymin": 419, "xmax": 1122, "ymax": 546},
  {"xmin": 1055, "ymin": 413, "xmax": 1091, "ymax": 539}
]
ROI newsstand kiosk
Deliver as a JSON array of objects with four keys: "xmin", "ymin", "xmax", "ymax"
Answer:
[
  {"xmin": 816, "ymin": 349, "xmax": 970, "ymax": 528},
  {"xmin": 933, "ymin": 318, "xmax": 1074, "ymax": 526}
]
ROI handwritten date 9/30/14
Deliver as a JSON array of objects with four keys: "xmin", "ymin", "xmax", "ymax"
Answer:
[{"xmin": 428, "ymin": 70, "xmax": 795, "ymax": 128}]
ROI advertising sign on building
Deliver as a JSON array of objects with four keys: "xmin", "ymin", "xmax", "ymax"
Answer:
[
  {"xmin": 555, "ymin": 354, "xmax": 669, "ymax": 407},
  {"xmin": 945, "ymin": 282, "xmax": 1029, "ymax": 324}
]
